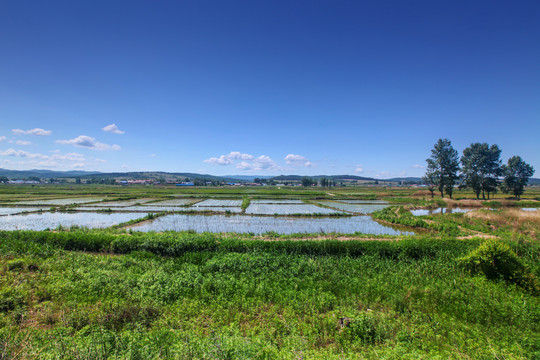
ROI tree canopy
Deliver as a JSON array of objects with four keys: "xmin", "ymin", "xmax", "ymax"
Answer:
[
  {"xmin": 502, "ymin": 156, "xmax": 535, "ymax": 199},
  {"xmin": 460, "ymin": 143, "xmax": 502, "ymax": 199},
  {"xmin": 426, "ymin": 138, "xmax": 460, "ymax": 198}
]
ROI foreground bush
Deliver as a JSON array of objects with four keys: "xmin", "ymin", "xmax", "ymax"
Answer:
[{"xmin": 460, "ymin": 239, "xmax": 539, "ymax": 294}]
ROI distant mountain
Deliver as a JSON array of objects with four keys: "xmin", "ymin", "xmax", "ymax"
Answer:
[
  {"xmin": 327, "ymin": 175, "xmax": 378, "ymax": 181},
  {"xmin": 528, "ymin": 178, "xmax": 540, "ymax": 185},
  {"xmin": 223, "ymin": 175, "xmax": 273, "ymax": 181},
  {"xmin": 0, "ymin": 168, "xmax": 101, "ymax": 179},
  {"xmin": 79, "ymin": 171, "xmax": 242, "ymax": 183},
  {"xmin": 271, "ymin": 174, "xmax": 377, "ymax": 182},
  {"xmin": 384, "ymin": 177, "xmax": 423, "ymax": 183},
  {"xmin": 1, "ymin": 168, "xmax": 536, "ymax": 186}
]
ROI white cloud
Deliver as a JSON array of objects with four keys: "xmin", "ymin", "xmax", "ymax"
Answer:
[
  {"xmin": 11, "ymin": 140, "xmax": 31, "ymax": 145},
  {"xmin": 37, "ymin": 160, "xmax": 60, "ymax": 168},
  {"xmin": 0, "ymin": 148, "xmax": 110, "ymax": 170},
  {"xmin": 236, "ymin": 161, "xmax": 251, "ymax": 170},
  {"xmin": 204, "ymin": 151, "xmax": 254, "ymax": 165},
  {"xmin": 102, "ymin": 123, "xmax": 125, "ymax": 134},
  {"xmin": 227, "ymin": 151, "xmax": 254, "ymax": 160},
  {"xmin": 355, "ymin": 167, "xmax": 364, "ymax": 173},
  {"xmin": 204, "ymin": 152, "xmax": 280, "ymax": 172},
  {"xmin": 252, "ymin": 155, "xmax": 280, "ymax": 171},
  {"xmin": 56, "ymin": 135, "xmax": 121, "ymax": 151},
  {"xmin": 50, "ymin": 152, "xmax": 85, "ymax": 161},
  {"xmin": 204, "ymin": 155, "xmax": 233, "ymax": 165},
  {"xmin": 0, "ymin": 148, "xmax": 48, "ymax": 159},
  {"xmin": 284, "ymin": 154, "xmax": 314, "ymax": 167},
  {"xmin": 0, "ymin": 136, "xmax": 5, "ymax": 142},
  {"xmin": 12, "ymin": 128, "xmax": 52, "ymax": 136},
  {"xmin": 412, "ymin": 164, "xmax": 424, "ymax": 169}
]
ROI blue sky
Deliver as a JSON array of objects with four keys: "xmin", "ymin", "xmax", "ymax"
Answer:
[{"xmin": 1, "ymin": 1, "xmax": 538, "ymax": 178}]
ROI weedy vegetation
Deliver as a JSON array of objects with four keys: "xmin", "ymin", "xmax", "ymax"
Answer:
[{"xmin": 0, "ymin": 184, "xmax": 538, "ymax": 358}]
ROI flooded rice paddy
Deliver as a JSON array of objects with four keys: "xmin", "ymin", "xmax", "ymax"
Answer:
[
  {"xmin": 315, "ymin": 201, "xmax": 389, "ymax": 214},
  {"xmin": 130, "ymin": 214, "xmax": 413, "ymax": 235},
  {"xmin": 0, "ymin": 207, "xmax": 45, "ymax": 216},
  {"xmin": 194, "ymin": 199, "xmax": 243, "ymax": 207},
  {"xmin": 146, "ymin": 198, "xmax": 201, "ymax": 206},
  {"xmin": 340, "ymin": 200, "xmax": 389, "ymax": 204},
  {"xmin": 0, "ymin": 212, "xmax": 147, "ymax": 231},
  {"xmin": 410, "ymin": 208, "xmax": 474, "ymax": 216},
  {"xmin": 86, "ymin": 198, "xmax": 156, "ymax": 207},
  {"xmin": 12, "ymin": 198, "xmax": 103, "ymax": 206},
  {"xmin": 245, "ymin": 203, "xmax": 343, "ymax": 215},
  {"xmin": 250, "ymin": 199, "xmax": 305, "ymax": 204},
  {"xmin": 0, "ymin": 197, "xmax": 415, "ymax": 234}
]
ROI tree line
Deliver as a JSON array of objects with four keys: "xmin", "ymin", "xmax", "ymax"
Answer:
[{"xmin": 423, "ymin": 138, "xmax": 535, "ymax": 199}]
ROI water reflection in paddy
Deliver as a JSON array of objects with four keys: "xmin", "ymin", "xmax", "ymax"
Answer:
[
  {"xmin": 410, "ymin": 208, "xmax": 474, "ymax": 216},
  {"xmin": 315, "ymin": 201, "xmax": 389, "ymax": 214},
  {"xmin": 130, "ymin": 214, "xmax": 414, "ymax": 235},
  {"xmin": 0, "ymin": 207, "xmax": 45, "ymax": 216},
  {"xmin": 0, "ymin": 212, "xmax": 148, "ymax": 231}
]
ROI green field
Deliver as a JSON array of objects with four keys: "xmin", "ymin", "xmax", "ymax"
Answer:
[{"xmin": 0, "ymin": 185, "xmax": 539, "ymax": 359}]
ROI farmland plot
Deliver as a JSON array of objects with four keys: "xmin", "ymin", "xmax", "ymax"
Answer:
[
  {"xmin": 85, "ymin": 198, "xmax": 157, "ymax": 207},
  {"xmin": 146, "ymin": 198, "xmax": 201, "ymax": 206},
  {"xmin": 315, "ymin": 201, "xmax": 389, "ymax": 214},
  {"xmin": 245, "ymin": 203, "xmax": 343, "ymax": 215},
  {"xmin": 12, "ymin": 198, "xmax": 103, "ymax": 206},
  {"xmin": 193, "ymin": 199, "xmax": 243, "ymax": 207},
  {"xmin": 250, "ymin": 199, "xmax": 305, "ymax": 204},
  {"xmin": 130, "ymin": 214, "xmax": 413, "ymax": 235},
  {"xmin": 0, "ymin": 207, "xmax": 45, "ymax": 216},
  {"xmin": 0, "ymin": 212, "xmax": 147, "ymax": 231},
  {"xmin": 410, "ymin": 208, "xmax": 474, "ymax": 216}
]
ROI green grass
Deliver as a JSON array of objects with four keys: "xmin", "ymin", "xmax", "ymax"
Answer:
[
  {"xmin": 0, "ymin": 184, "xmax": 539, "ymax": 358},
  {"xmin": 0, "ymin": 230, "xmax": 538, "ymax": 359}
]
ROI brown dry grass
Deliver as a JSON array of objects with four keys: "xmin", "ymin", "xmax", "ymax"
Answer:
[
  {"xmin": 466, "ymin": 209, "xmax": 540, "ymax": 238},
  {"xmin": 467, "ymin": 208, "xmax": 540, "ymax": 222},
  {"xmin": 444, "ymin": 199, "xmax": 484, "ymax": 207}
]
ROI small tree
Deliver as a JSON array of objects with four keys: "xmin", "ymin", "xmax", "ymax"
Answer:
[
  {"xmin": 502, "ymin": 156, "xmax": 534, "ymax": 199},
  {"xmin": 426, "ymin": 138, "xmax": 460, "ymax": 198},
  {"xmin": 319, "ymin": 177, "xmax": 329, "ymax": 187},
  {"xmin": 422, "ymin": 172, "xmax": 437, "ymax": 199}
]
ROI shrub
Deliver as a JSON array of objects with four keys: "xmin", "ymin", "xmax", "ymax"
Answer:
[
  {"xmin": 340, "ymin": 313, "xmax": 384, "ymax": 345},
  {"xmin": 460, "ymin": 239, "xmax": 538, "ymax": 294},
  {"xmin": 0, "ymin": 288, "xmax": 26, "ymax": 312}
]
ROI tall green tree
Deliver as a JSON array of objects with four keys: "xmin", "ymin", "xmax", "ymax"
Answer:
[
  {"xmin": 425, "ymin": 138, "xmax": 460, "ymax": 198},
  {"xmin": 502, "ymin": 156, "xmax": 534, "ymax": 199},
  {"xmin": 301, "ymin": 176, "xmax": 314, "ymax": 187},
  {"xmin": 460, "ymin": 143, "xmax": 502, "ymax": 199},
  {"xmin": 319, "ymin": 177, "xmax": 330, "ymax": 187}
]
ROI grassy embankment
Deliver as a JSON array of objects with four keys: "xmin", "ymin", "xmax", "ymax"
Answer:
[{"xmin": 1, "ymin": 209, "xmax": 539, "ymax": 359}]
